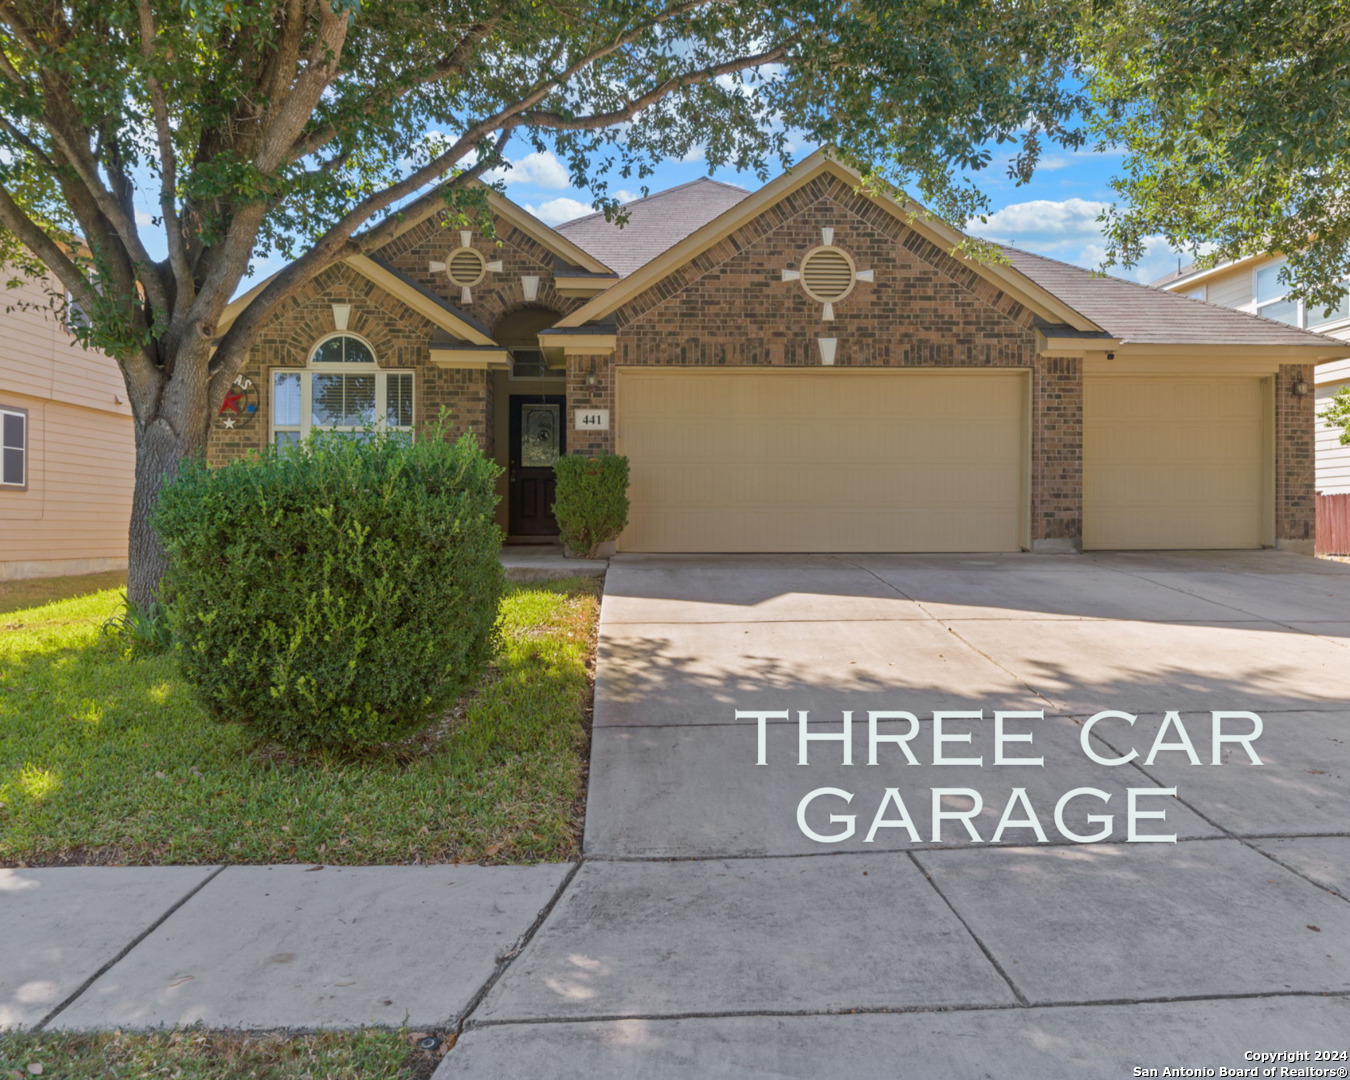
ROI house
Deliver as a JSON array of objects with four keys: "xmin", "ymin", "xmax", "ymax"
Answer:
[
  {"xmin": 1155, "ymin": 256, "xmax": 1350, "ymax": 496},
  {"xmin": 215, "ymin": 150, "xmax": 1349, "ymax": 554},
  {"xmin": 0, "ymin": 276, "xmax": 135, "ymax": 580}
]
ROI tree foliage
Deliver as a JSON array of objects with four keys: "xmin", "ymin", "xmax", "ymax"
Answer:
[
  {"xmin": 0, "ymin": 0, "xmax": 1085, "ymax": 602},
  {"xmin": 1080, "ymin": 0, "xmax": 1350, "ymax": 309}
]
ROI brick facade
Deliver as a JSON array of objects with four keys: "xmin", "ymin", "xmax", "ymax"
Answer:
[
  {"xmin": 376, "ymin": 213, "xmax": 587, "ymax": 331},
  {"xmin": 207, "ymin": 261, "xmax": 495, "ymax": 465},
  {"xmin": 1276, "ymin": 363, "xmax": 1317, "ymax": 547},
  {"xmin": 599, "ymin": 173, "xmax": 1083, "ymax": 545},
  {"xmin": 206, "ymin": 206, "xmax": 590, "ymax": 466}
]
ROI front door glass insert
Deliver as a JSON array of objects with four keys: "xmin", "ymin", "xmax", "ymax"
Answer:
[{"xmin": 521, "ymin": 403, "xmax": 561, "ymax": 467}]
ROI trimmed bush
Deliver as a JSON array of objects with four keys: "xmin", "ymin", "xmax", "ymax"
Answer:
[
  {"xmin": 552, "ymin": 454, "xmax": 629, "ymax": 558},
  {"xmin": 153, "ymin": 428, "xmax": 503, "ymax": 751}
]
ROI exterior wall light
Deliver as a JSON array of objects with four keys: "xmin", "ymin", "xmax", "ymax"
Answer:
[{"xmin": 1292, "ymin": 377, "xmax": 1311, "ymax": 397}]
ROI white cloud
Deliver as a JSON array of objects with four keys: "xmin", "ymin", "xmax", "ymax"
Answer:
[
  {"xmin": 134, "ymin": 209, "xmax": 154, "ymax": 227},
  {"xmin": 525, "ymin": 197, "xmax": 593, "ymax": 225},
  {"xmin": 485, "ymin": 150, "xmax": 571, "ymax": 190},
  {"xmin": 968, "ymin": 197, "xmax": 1184, "ymax": 284},
  {"xmin": 612, "ymin": 188, "xmax": 642, "ymax": 204},
  {"xmin": 969, "ymin": 197, "xmax": 1109, "ymax": 247}
]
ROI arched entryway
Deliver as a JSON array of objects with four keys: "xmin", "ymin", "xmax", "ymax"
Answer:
[{"xmin": 491, "ymin": 307, "xmax": 566, "ymax": 540}]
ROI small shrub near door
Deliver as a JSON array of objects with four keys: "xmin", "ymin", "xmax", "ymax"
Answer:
[
  {"xmin": 153, "ymin": 428, "xmax": 503, "ymax": 751},
  {"xmin": 553, "ymin": 454, "xmax": 630, "ymax": 558}
]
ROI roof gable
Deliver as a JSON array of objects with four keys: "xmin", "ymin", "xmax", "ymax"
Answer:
[
  {"xmin": 555, "ymin": 149, "xmax": 1101, "ymax": 332},
  {"xmin": 381, "ymin": 184, "xmax": 614, "ymax": 275}
]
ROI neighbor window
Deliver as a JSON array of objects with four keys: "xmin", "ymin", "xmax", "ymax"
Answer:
[
  {"xmin": 1308, "ymin": 285, "xmax": 1350, "ymax": 330},
  {"xmin": 1, "ymin": 406, "xmax": 27, "ymax": 489},
  {"xmin": 1255, "ymin": 260, "xmax": 1300, "ymax": 325},
  {"xmin": 271, "ymin": 334, "xmax": 413, "ymax": 447},
  {"xmin": 1253, "ymin": 260, "xmax": 1350, "ymax": 330}
]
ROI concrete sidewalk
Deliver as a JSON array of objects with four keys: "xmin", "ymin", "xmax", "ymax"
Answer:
[{"xmin": 2, "ymin": 864, "xmax": 571, "ymax": 1031}]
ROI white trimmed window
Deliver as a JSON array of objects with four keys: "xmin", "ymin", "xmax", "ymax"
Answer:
[
  {"xmin": 1255, "ymin": 259, "xmax": 1300, "ymax": 325},
  {"xmin": 271, "ymin": 334, "xmax": 413, "ymax": 448},
  {"xmin": 1, "ymin": 406, "xmax": 27, "ymax": 489},
  {"xmin": 1254, "ymin": 258, "xmax": 1350, "ymax": 330}
]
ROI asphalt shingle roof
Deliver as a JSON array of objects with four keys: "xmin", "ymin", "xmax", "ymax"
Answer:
[
  {"xmin": 1001, "ymin": 246, "xmax": 1345, "ymax": 348},
  {"xmin": 554, "ymin": 178, "xmax": 751, "ymax": 277}
]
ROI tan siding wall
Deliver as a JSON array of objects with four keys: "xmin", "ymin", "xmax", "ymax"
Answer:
[
  {"xmin": 1204, "ymin": 267, "xmax": 1255, "ymax": 311},
  {"xmin": 0, "ymin": 392, "xmax": 135, "ymax": 578},
  {"xmin": 0, "ymin": 276, "xmax": 132, "ymax": 416},
  {"xmin": 0, "ymin": 275, "xmax": 135, "ymax": 578}
]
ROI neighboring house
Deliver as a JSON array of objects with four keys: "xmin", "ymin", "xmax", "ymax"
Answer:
[
  {"xmin": 0, "ymin": 276, "xmax": 134, "ymax": 580},
  {"xmin": 216, "ymin": 149, "xmax": 1349, "ymax": 555},
  {"xmin": 1156, "ymin": 255, "xmax": 1350, "ymax": 495}
]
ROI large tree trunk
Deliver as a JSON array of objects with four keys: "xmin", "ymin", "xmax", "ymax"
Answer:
[{"xmin": 125, "ymin": 342, "xmax": 216, "ymax": 610}]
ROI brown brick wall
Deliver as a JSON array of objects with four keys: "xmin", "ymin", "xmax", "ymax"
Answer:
[
  {"xmin": 1276, "ymin": 363, "xmax": 1316, "ymax": 544},
  {"xmin": 566, "ymin": 353, "xmax": 616, "ymax": 457},
  {"xmin": 207, "ymin": 262, "xmax": 489, "ymax": 465},
  {"xmin": 609, "ymin": 172, "xmax": 1082, "ymax": 544},
  {"xmin": 377, "ymin": 213, "xmax": 587, "ymax": 332}
]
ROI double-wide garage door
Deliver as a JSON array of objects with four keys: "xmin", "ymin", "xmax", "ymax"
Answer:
[
  {"xmin": 1083, "ymin": 376, "xmax": 1267, "ymax": 549},
  {"xmin": 616, "ymin": 369, "xmax": 1027, "ymax": 552}
]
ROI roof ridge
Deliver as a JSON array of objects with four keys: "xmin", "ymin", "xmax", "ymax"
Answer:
[
  {"xmin": 555, "ymin": 176, "xmax": 751, "ymax": 231},
  {"xmin": 999, "ymin": 243, "xmax": 1346, "ymax": 346}
]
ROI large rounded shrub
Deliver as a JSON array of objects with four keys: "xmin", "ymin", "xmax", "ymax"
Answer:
[{"xmin": 154, "ymin": 428, "xmax": 503, "ymax": 751}]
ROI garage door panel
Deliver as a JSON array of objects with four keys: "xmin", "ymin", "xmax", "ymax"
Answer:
[
  {"xmin": 1084, "ymin": 376, "xmax": 1266, "ymax": 550},
  {"xmin": 617, "ymin": 370, "xmax": 1027, "ymax": 553}
]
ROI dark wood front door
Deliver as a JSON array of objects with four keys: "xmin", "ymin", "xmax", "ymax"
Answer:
[{"xmin": 509, "ymin": 395, "xmax": 565, "ymax": 536}]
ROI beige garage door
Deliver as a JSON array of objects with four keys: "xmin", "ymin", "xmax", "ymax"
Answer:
[
  {"xmin": 1083, "ymin": 376, "xmax": 1268, "ymax": 549},
  {"xmin": 616, "ymin": 368, "xmax": 1027, "ymax": 552}
]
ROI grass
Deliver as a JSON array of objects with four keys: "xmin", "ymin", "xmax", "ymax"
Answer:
[
  {"xmin": 0, "ymin": 571, "xmax": 126, "ymax": 617},
  {"xmin": 0, "ymin": 576, "xmax": 599, "ymax": 866},
  {"xmin": 0, "ymin": 1027, "xmax": 444, "ymax": 1079}
]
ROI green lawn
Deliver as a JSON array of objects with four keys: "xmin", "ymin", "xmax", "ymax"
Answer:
[
  {"xmin": 0, "ymin": 570, "xmax": 127, "ymax": 617},
  {"xmin": 0, "ymin": 1028, "xmax": 441, "ymax": 1079},
  {"xmin": 0, "ymin": 576, "xmax": 598, "ymax": 866}
]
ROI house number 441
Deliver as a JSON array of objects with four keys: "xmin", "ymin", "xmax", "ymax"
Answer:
[{"xmin": 574, "ymin": 409, "xmax": 609, "ymax": 431}]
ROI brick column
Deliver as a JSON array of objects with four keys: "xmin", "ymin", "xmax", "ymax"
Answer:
[
  {"xmin": 1275, "ymin": 363, "xmax": 1316, "ymax": 553},
  {"xmin": 1030, "ymin": 355, "xmax": 1083, "ymax": 552},
  {"xmin": 423, "ymin": 366, "xmax": 491, "ymax": 450},
  {"xmin": 566, "ymin": 352, "xmax": 615, "ymax": 456}
]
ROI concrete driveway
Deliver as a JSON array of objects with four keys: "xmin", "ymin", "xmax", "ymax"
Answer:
[{"xmin": 443, "ymin": 552, "xmax": 1350, "ymax": 1078}]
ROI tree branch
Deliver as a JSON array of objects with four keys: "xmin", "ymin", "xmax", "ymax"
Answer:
[
  {"xmin": 137, "ymin": 0, "xmax": 194, "ymax": 316},
  {"xmin": 519, "ymin": 47, "xmax": 790, "ymax": 130}
]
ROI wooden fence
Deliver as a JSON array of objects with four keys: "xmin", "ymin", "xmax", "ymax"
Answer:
[{"xmin": 1316, "ymin": 493, "xmax": 1350, "ymax": 555}]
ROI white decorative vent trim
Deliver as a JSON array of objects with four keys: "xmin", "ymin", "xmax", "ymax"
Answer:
[
  {"xmin": 800, "ymin": 246, "xmax": 857, "ymax": 303},
  {"xmin": 447, "ymin": 247, "xmax": 487, "ymax": 288}
]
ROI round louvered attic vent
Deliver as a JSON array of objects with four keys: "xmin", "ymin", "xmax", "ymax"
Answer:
[
  {"xmin": 799, "ymin": 246, "xmax": 857, "ymax": 303},
  {"xmin": 446, "ymin": 247, "xmax": 487, "ymax": 287}
]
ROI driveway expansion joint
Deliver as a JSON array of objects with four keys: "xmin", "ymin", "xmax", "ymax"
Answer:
[{"xmin": 460, "ymin": 986, "xmax": 1350, "ymax": 1030}]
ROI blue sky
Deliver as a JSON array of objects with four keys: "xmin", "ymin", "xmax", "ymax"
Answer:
[{"xmin": 481, "ymin": 138, "xmax": 1185, "ymax": 286}]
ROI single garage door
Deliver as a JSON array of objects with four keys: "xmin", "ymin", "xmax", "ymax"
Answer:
[
  {"xmin": 616, "ymin": 368, "xmax": 1027, "ymax": 552},
  {"xmin": 1083, "ymin": 376, "xmax": 1268, "ymax": 549}
]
